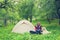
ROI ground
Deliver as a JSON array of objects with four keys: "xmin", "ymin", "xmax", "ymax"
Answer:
[{"xmin": 0, "ymin": 20, "xmax": 60, "ymax": 40}]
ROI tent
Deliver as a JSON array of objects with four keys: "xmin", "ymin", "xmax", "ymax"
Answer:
[
  {"xmin": 41, "ymin": 27, "xmax": 51, "ymax": 34},
  {"xmin": 12, "ymin": 20, "xmax": 35, "ymax": 33}
]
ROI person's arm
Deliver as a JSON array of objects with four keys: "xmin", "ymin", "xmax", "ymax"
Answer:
[{"xmin": 34, "ymin": 26, "xmax": 37, "ymax": 31}]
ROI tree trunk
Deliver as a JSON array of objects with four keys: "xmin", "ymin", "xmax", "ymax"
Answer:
[
  {"xmin": 30, "ymin": 15, "xmax": 32, "ymax": 22},
  {"xmin": 56, "ymin": 12, "xmax": 60, "ymax": 25},
  {"xmin": 59, "ymin": 19, "xmax": 60, "ymax": 24},
  {"xmin": 4, "ymin": 18, "xmax": 7, "ymax": 26},
  {"xmin": 47, "ymin": 16, "xmax": 51, "ymax": 24}
]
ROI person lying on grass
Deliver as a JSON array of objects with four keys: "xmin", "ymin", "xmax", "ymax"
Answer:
[{"xmin": 30, "ymin": 22, "xmax": 42, "ymax": 34}]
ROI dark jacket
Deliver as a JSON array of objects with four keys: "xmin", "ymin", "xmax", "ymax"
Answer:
[{"xmin": 35, "ymin": 25, "xmax": 42, "ymax": 31}]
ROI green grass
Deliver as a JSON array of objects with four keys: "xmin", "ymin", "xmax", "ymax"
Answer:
[{"xmin": 0, "ymin": 21, "xmax": 60, "ymax": 40}]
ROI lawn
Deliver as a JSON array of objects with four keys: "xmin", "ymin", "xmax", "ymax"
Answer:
[{"xmin": 0, "ymin": 21, "xmax": 60, "ymax": 40}]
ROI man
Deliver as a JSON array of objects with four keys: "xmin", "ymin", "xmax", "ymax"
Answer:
[{"xmin": 30, "ymin": 22, "xmax": 42, "ymax": 34}]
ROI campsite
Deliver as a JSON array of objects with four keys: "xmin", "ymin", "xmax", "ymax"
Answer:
[
  {"xmin": 0, "ymin": 21, "xmax": 60, "ymax": 40},
  {"xmin": 0, "ymin": 0, "xmax": 60, "ymax": 40}
]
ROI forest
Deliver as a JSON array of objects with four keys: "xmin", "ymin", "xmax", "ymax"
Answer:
[{"xmin": 0, "ymin": 0, "xmax": 60, "ymax": 40}]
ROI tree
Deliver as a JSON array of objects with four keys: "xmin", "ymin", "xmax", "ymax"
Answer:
[
  {"xmin": 0, "ymin": 0, "xmax": 8, "ymax": 26},
  {"xmin": 19, "ymin": 0, "xmax": 34, "ymax": 22},
  {"xmin": 0, "ymin": 0, "xmax": 18, "ymax": 26},
  {"xmin": 38, "ymin": 0, "xmax": 57, "ymax": 24},
  {"xmin": 55, "ymin": 0, "xmax": 60, "ymax": 24}
]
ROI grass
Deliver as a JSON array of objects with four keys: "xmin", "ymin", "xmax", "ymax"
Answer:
[{"xmin": 0, "ymin": 21, "xmax": 60, "ymax": 40}]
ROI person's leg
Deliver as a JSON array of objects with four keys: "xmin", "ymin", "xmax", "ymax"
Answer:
[
  {"xmin": 36, "ymin": 30, "xmax": 42, "ymax": 34},
  {"xmin": 30, "ymin": 31, "xmax": 36, "ymax": 34},
  {"xmin": 39, "ymin": 31, "xmax": 42, "ymax": 34}
]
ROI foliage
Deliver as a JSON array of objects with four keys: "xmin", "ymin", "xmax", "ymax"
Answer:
[
  {"xmin": 0, "ymin": 0, "xmax": 60, "ymax": 24},
  {"xmin": 0, "ymin": 21, "xmax": 60, "ymax": 40}
]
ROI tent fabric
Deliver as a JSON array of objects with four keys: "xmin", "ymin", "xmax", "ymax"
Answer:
[
  {"xmin": 12, "ymin": 20, "xmax": 35, "ymax": 33},
  {"xmin": 41, "ymin": 27, "xmax": 51, "ymax": 34}
]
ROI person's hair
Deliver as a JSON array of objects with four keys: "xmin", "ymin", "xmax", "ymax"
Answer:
[{"xmin": 37, "ymin": 22, "xmax": 40, "ymax": 26}]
